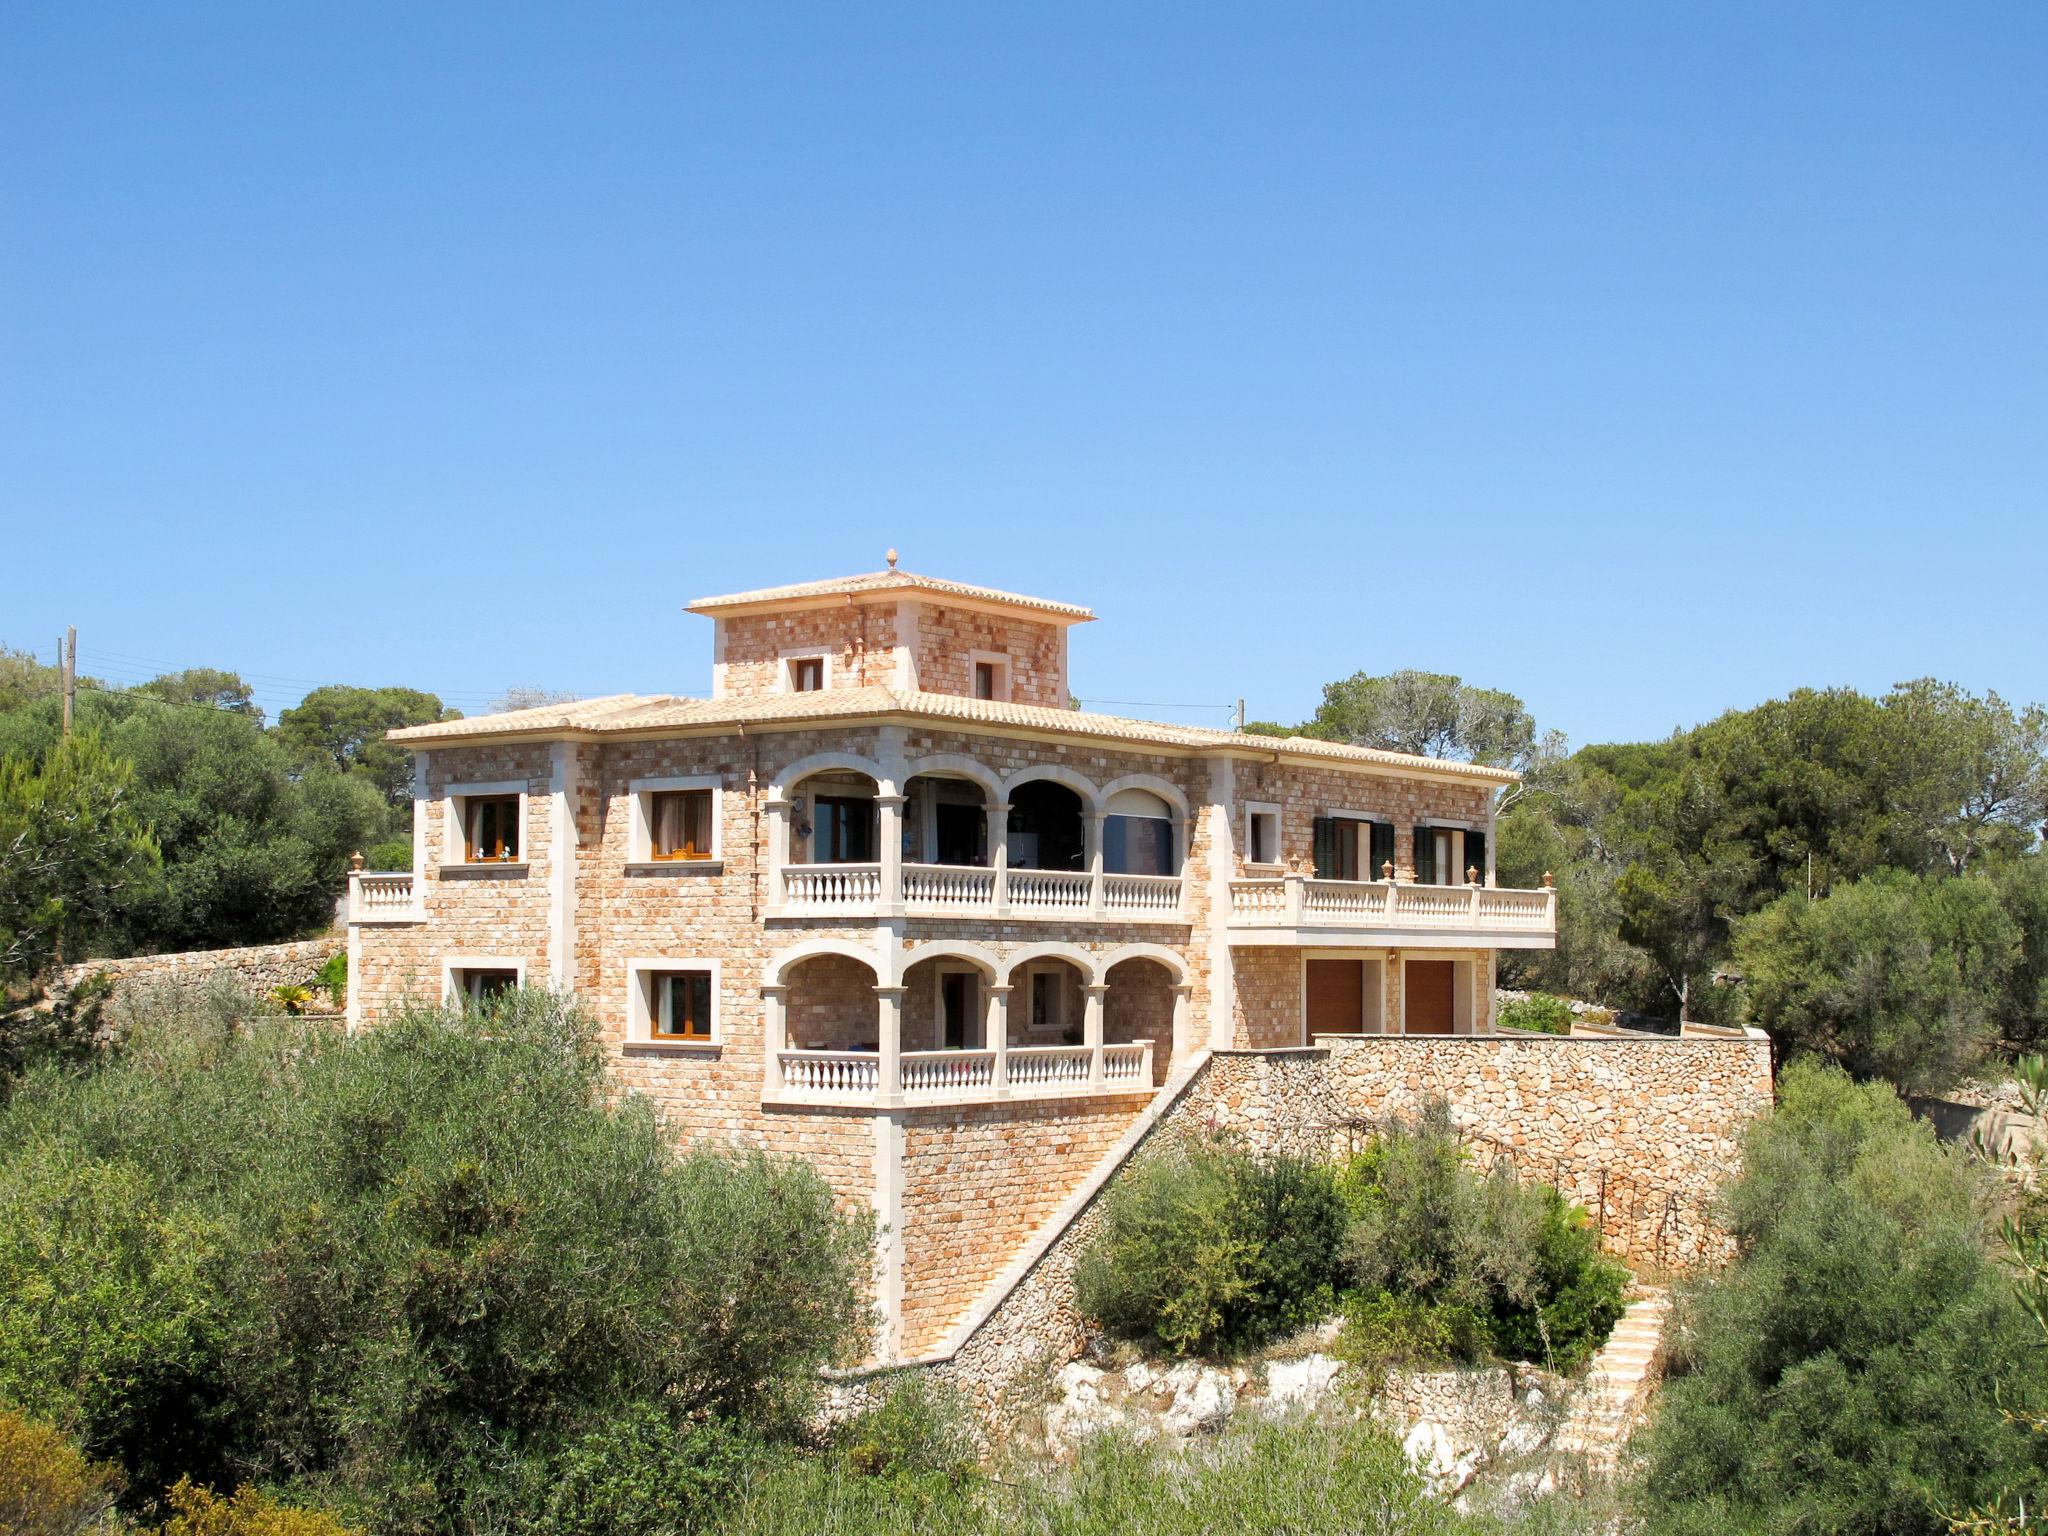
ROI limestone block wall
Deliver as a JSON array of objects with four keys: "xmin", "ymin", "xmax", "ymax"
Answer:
[
  {"xmin": 908, "ymin": 601, "xmax": 1067, "ymax": 707},
  {"xmin": 52, "ymin": 937, "xmax": 342, "ymax": 1007},
  {"xmin": 715, "ymin": 604, "xmax": 904, "ymax": 698},
  {"xmin": 1229, "ymin": 758, "xmax": 1493, "ymax": 880},
  {"xmin": 897, "ymin": 1094, "xmax": 1149, "ymax": 1357}
]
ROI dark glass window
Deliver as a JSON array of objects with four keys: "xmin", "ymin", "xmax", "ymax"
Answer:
[{"xmin": 464, "ymin": 796, "xmax": 520, "ymax": 862}]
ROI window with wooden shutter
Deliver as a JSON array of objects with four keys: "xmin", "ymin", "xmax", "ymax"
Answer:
[
  {"xmin": 1412, "ymin": 824, "xmax": 1435, "ymax": 884},
  {"xmin": 1312, "ymin": 816, "xmax": 1338, "ymax": 879},
  {"xmin": 1370, "ymin": 821, "xmax": 1396, "ymax": 881},
  {"xmin": 1464, "ymin": 828, "xmax": 1487, "ymax": 883}
]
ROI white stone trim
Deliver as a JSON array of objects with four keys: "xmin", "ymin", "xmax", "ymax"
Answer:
[
  {"xmin": 440, "ymin": 780, "xmax": 530, "ymax": 867},
  {"xmin": 1206, "ymin": 755, "xmax": 1238, "ymax": 1048},
  {"xmin": 442, "ymin": 955, "xmax": 528, "ymax": 1005},
  {"xmin": 965, "ymin": 649, "xmax": 1012, "ymax": 702},
  {"xmin": 547, "ymin": 745, "xmax": 579, "ymax": 988},
  {"xmin": 873, "ymin": 1113, "xmax": 907, "ymax": 1361},
  {"xmin": 776, "ymin": 646, "xmax": 833, "ymax": 694},
  {"xmin": 624, "ymin": 956, "xmax": 723, "ymax": 1047},
  {"xmin": 765, "ymin": 937, "xmax": 888, "ymax": 988},
  {"xmin": 1243, "ymin": 800, "xmax": 1282, "ymax": 868},
  {"xmin": 625, "ymin": 773, "xmax": 724, "ymax": 863},
  {"xmin": 1098, "ymin": 942, "xmax": 1191, "ymax": 986}
]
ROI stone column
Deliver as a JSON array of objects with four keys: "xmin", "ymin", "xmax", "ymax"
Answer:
[
  {"xmin": 987, "ymin": 983, "xmax": 1012, "ymax": 1091},
  {"xmin": 1087, "ymin": 810, "xmax": 1107, "ymax": 917},
  {"xmin": 1170, "ymin": 982, "xmax": 1194, "ymax": 1072},
  {"xmin": 876, "ymin": 984, "xmax": 905, "ymax": 1096},
  {"xmin": 988, "ymin": 801, "xmax": 1011, "ymax": 914},
  {"xmin": 763, "ymin": 797, "xmax": 791, "ymax": 912},
  {"xmin": 877, "ymin": 793, "xmax": 906, "ymax": 915},
  {"xmin": 1084, "ymin": 982, "xmax": 1108, "ymax": 1086},
  {"xmin": 761, "ymin": 983, "xmax": 788, "ymax": 1094}
]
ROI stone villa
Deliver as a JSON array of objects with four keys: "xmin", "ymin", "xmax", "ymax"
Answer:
[{"xmin": 346, "ymin": 559, "xmax": 1768, "ymax": 1376}]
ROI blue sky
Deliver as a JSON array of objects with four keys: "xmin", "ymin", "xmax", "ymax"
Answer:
[{"xmin": 4, "ymin": 4, "xmax": 2043, "ymax": 743}]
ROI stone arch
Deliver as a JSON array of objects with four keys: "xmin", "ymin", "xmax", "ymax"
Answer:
[
  {"xmin": 769, "ymin": 751, "xmax": 894, "ymax": 801},
  {"xmin": 1098, "ymin": 773, "xmax": 1190, "ymax": 823},
  {"xmin": 999, "ymin": 941, "xmax": 1104, "ymax": 987},
  {"xmin": 764, "ymin": 938, "xmax": 885, "ymax": 988},
  {"xmin": 1001, "ymin": 763, "xmax": 1102, "ymax": 813},
  {"xmin": 902, "ymin": 752, "xmax": 1005, "ymax": 802},
  {"xmin": 1100, "ymin": 942, "xmax": 1190, "ymax": 986},
  {"xmin": 899, "ymin": 939, "xmax": 1003, "ymax": 980}
]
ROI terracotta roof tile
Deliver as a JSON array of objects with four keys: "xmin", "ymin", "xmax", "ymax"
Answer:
[
  {"xmin": 388, "ymin": 686, "xmax": 1518, "ymax": 783},
  {"xmin": 685, "ymin": 569, "xmax": 1093, "ymax": 621}
]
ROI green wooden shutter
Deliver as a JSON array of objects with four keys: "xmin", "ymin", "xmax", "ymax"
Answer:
[
  {"xmin": 1312, "ymin": 816, "xmax": 1337, "ymax": 879},
  {"xmin": 1370, "ymin": 821, "xmax": 1396, "ymax": 881},
  {"xmin": 1412, "ymin": 824, "xmax": 1434, "ymax": 884},
  {"xmin": 1464, "ymin": 829, "xmax": 1487, "ymax": 883}
]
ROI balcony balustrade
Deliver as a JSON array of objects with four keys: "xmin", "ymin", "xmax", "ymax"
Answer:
[
  {"xmin": 772, "ymin": 862, "xmax": 1184, "ymax": 923},
  {"xmin": 771, "ymin": 1040, "xmax": 1153, "ymax": 1106},
  {"xmin": 347, "ymin": 868, "xmax": 424, "ymax": 925},
  {"xmin": 1225, "ymin": 873, "xmax": 1556, "ymax": 945}
]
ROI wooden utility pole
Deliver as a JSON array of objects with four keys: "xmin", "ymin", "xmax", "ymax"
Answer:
[{"xmin": 61, "ymin": 625, "xmax": 76, "ymax": 736}]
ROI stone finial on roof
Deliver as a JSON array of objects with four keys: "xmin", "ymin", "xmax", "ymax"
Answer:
[{"xmin": 886, "ymin": 547, "xmax": 899, "ymax": 570}]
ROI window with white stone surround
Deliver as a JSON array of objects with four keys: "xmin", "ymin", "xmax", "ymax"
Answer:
[
  {"xmin": 968, "ymin": 650, "xmax": 1011, "ymax": 701},
  {"xmin": 626, "ymin": 775, "xmax": 722, "ymax": 867},
  {"xmin": 1244, "ymin": 802, "xmax": 1282, "ymax": 868},
  {"xmin": 444, "ymin": 957, "xmax": 527, "ymax": 1004},
  {"xmin": 781, "ymin": 650, "xmax": 830, "ymax": 693},
  {"xmin": 442, "ymin": 782, "xmax": 529, "ymax": 867},
  {"xmin": 626, "ymin": 958, "xmax": 721, "ymax": 1047}
]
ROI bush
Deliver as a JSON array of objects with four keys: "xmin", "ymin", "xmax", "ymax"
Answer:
[
  {"xmin": 1633, "ymin": 1060, "xmax": 2048, "ymax": 1535},
  {"xmin": 0, "ymin": 1144, "xmax": 224, "ymax": 1494},
  {"xmin": 1074, "ymin": 1140, "xmax": 1347, "ymax": 1357},
  {"xmin": 361, "ymin": 839, "xmax": 411, "ymax": 875},
  {"xmin": 529, "ymin": 1404, "xmax": 758, "ymax": 1536},
  {"xmin": 1338, "ymin": 1103, "xmax": 1625, "ymax": 1372},
  {"xmin": 834, "ymin": 1376, "xmax": 977, "ymax": 1486},
  {"xmin": 151, "ymin": 1478, "xmax": 361, "ymax": 1536},
  {"xmin": 0, "ymin": 1406, "xmax": 122, "ymax": 1536},
  {"xmin": 0, "ymin": 988, "xmax": 875, "ymax": 1527},
  {"xmin": 311, "ymin": 953, "xmax": 347, "ymax": 1009},
  {"xmin": 1497, "ymin": 992, "xmax": 1574, "ymax": 1035}
]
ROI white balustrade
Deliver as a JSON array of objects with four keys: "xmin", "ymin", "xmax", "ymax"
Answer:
[
  {"xmin": 1004, "ymin": 1045, "xmax": 1095, "ymax": 1087},
  {"xmin": 779, "ymin": 863, "xmax": 883, "ymax": 913},
  {"xmin": 900, "ymin": 863, "xmax": 998, "ymax": 911},
  {"xmin": 777, "ymin": 1050, "xmax": 881, "ymax": 1096},
  {"xmin": 1304, "ymin": 879, "xmax": 1390, "ymax": 920},
  {"xmin": 1007, "ymin": 869, "xmax": 1094, "ymax": 912},
  {"xmin": 349, "ymin": 871, "xmax": 422, "ymax": 924},
  {"xmin": 1226, "ymin": 877, "xmax": 1557, "ymax": 938},
  {"xmin": 1102, "ymin": 1041, "xmax": 1153, "ymax": 1085},
  {"xmin": 1102, "ymin": 873, "xmax": 1183, "ymax": 916},
  {"xmin": 900, "ymin": 1049, "xmax": 996, "ymax": 1094}
]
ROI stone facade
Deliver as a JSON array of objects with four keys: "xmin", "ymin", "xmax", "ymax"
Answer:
[{"xmin": 351, "ymin": 565, "xmax": 1572, "ymax": 1361}]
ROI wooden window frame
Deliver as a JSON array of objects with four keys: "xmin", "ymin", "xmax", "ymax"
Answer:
[
  {"xmin": 626, "ymin": 958, "xmax": 722, "ymax": 1048},
  {"xmin": 443, "ymin": 782, "xmax": 529, "ymax": 868},
  {"xmin": 966, "ymin": 650, "xmax": 1011, "ymax": 702},
  {"xmin": 780, "ymin": 650, "xmax": 831, "ymax": 693},
  {"xmin": 627, "ymin": 775, "xmax": 722, "ymax": 867},
  {"xmin": 649, "ymin": 788, "xmax": 715, "ymax": 861},
  {"xmin": 443, "ymin": 956, "xmax": 528, "ymax": 1006}
]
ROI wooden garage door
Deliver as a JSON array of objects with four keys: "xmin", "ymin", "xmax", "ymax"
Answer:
[
  {"xmin": 1405, "ymin": 960, "xmax": 1455, "ymax": 1035},
  {"xmin": 1305, "ymin": 959, "xmax": 1364, "ymax": 1038}
]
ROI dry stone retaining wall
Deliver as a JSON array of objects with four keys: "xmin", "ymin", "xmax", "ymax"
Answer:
[
  {"xmin": 904, "ymin": 1032, "xmax": 1771, "ymax": 1424},
  {"xmin": 52, "ymin": 938, "xmax": 342, "ymax": 1006}
]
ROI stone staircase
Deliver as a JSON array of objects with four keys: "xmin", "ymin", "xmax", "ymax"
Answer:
[{"xmin": 1552, "ymin": 1287, "xmax": 1670, "ymax": 1477}]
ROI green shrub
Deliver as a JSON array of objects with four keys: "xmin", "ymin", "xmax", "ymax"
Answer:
[
  {"xmin": 834, "ymin": 1376, "xmax": 977, "ymax": 1486},
  {"xmin": 1074, "ymin": 1140, "xmax": 1347, "ymax": 1357},
  {"xmin": 530, "ymin": 1404, "xmax": 758, "ymax": 1536},
  {"xmin": 0, "ymin": 988, "xmax": 875, "ymax": 1528},
  {"xmin": 311, "ymin": 953, "xmax": 347, "ymax": 1009},
  {"xmin": 361, "ymin": 839, "xmax": 411, "ymax": 874},
  {"xmin": 1485, "ymin": 1187, "xmax": 1628, "ymax": 1373},
  {"xmin": 0, "ymin": 1144, "xmax": 225, "ymax": 1494},
  {"xmin": 0, "ymin": 1406, "xmax": 123, "ymax": 1536},
  {"xmin": 1497, "ymin": 992, "xmax": 1574, "ymax": 1034},
  {"xmin": 1335, "ymin": 1291, "xmax": 1491, "ymax": 1376},
  {"xmin": 1634, "ymin": 1060, "xmax": 2048, "ymax": 1535},
  {"xmin": 1339, "ymin": 1102, "xmax": 1623, "ymax": 1371}
]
